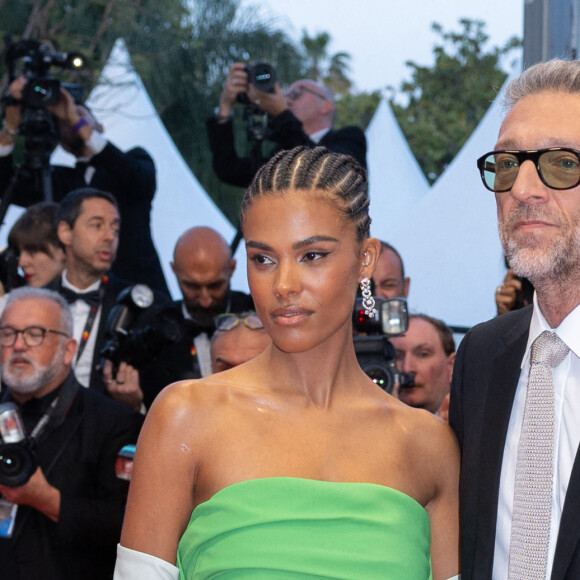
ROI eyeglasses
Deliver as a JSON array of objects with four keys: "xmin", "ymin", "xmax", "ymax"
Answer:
[
  {"xmin": 214, "ymin": 312, "xmax": 264, "ymax": 332},
  {"xmin": 0, "ymin": 326, "xmax": 69, "ymax": 348},
  {"xmin": 285, "ymin": 85, "xmax": 328, "ymax": 102},
  {"xmin": 477, "ymin": 148, "xmax": 580, "ymax": 192}
]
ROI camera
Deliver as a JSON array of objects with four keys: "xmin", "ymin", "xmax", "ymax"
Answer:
[
  {"xmin": 0, "ymin": 403, "xmax": 37, "ymax": 487},
  {"xmin": 2, "ymin": 39, "xmax": 85, "ymax": 200},
  {"xmin": 236, "ymin": 62, "xmax": 277, "ymax": 107},
  {"xmin": 5, "ymin": 39, "xmax": 85, "ymax": 109},
  {"xmin": 100, "ymin": 285, "xmax": 182, "ymax": 371},
  {"xmin": 353, "ymin": 297, "xmax": 414, "ymax": 394},
  {"xmin": 245, "ymin": 62, "xmax": 277, "ymax": 93}
]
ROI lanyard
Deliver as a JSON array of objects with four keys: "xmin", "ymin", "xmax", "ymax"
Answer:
[{"xmin": 74, "ymin": 276, "xmax": 108, "ymax": 364}]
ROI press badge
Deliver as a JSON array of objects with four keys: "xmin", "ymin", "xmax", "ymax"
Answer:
[{"xmin": 0, "ymin": 498, "xmax": 17, "ymax": 538}]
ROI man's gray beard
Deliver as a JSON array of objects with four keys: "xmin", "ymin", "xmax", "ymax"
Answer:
[
  {"xmin": 2, "ymin": 343, "xmax": 65, "ymax": 396},
  {"xmin": 498, "ymin": 204, "xmax": 580, "ymax": 284}
]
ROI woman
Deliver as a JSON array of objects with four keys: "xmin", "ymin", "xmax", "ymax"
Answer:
[
  {"xmin": 115, "ymin": 147, "xmax": 460, "ymax": 579},
  {"xmin": 8, "ymin": 201, "xmax": 65, "ymax": 288}
]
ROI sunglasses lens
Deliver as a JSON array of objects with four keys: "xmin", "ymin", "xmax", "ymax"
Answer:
[
  {"xmin": 482, "ymin": 153, "xmax": 519, "ymax": 192},
  {"xmin": 539, "ymin": 149, "xmax": 580, "ymax": 189},
  {"xmin": 244, "ymin": 315, "xmax": 264, "ymax": 330},
  {"xmin": 216, "ymin": 315, "xmax": 238, "ymax": 331}
]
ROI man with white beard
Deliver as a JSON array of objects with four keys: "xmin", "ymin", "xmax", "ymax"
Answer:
[
  {"xmin": 450, "ymin": 60, "xmax": 580, "ymax": 580},
  {"xmin": 0, "ymin": 287, "xmax": 142, "ymax": 580}
]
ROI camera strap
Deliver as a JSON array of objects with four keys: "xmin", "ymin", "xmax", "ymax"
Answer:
[
  {"xmin": 0, "ymin": 372, "xmax": 80, "ymax": 445},
  {"xmin": 72, "ymin": 276, "xmax": 108, "ymax": 364},
  {"xmin": 28, "ymin": 373, "xmax": 79, "ymax": 444}
]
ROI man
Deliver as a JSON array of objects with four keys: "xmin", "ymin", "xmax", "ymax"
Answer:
[
  {"xmin": 0, "ymin": 79, "xmax": 168, "ymax": 294},
  {"xmin": 450, "ymin": 59, "xmax": 580, "ymax": 579},
  {"xmin": 206, "ymin": 63, "xmax": 367, "ymax": 187},
  {"xmin": 390, "ymin": 314, "xmax": 455, "ymax": 417},
  {"xmin": 51, "ymin": 187, "xmax": 165, "ymax": 403},
  {"xmin": 140, "ymin": 226, "xmax": 254, "ymax": 407},
  {"xmin": 211, "ymin": 311, "xmax": 272, "ymax": 373},
  {"xmin": 372, "ymin": 241, "xmax": 410, "ymax": 300},
  {"xmin": 0, "ymin": 287, "xmax": 142, "ymax": 579}
]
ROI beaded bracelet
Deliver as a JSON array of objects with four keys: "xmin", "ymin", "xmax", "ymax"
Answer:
[{"xmin": 72, "ymin": 117, "xmax": 88, "ymax": 133}]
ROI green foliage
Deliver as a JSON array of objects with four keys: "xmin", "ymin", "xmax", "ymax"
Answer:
[
  {"xmin": 389, "ymin": 18, "xmax": 521, "ymax": 183},
  {"xmin": 300, "ymin": 30, "xmax": 352, "ymax": 94},
  {"xmin": 0, "ymin": 1, "xmax": 375, "ymax": 223},
  {"xmin": 334, "ymin": 91, "xmax": 381, "ymax": 132}
]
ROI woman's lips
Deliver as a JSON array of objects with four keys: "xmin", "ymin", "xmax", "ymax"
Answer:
[{"xmin": 271, "ymin": 306, "xmax": 312, "ymax": 326}]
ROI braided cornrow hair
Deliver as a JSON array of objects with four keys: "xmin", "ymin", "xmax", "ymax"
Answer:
[{"xmin": 241, "ymin": 146, "xmax": 371, "ymax": 241}]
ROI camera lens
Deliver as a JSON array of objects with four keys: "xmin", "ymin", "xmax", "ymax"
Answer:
[
  {"xmin": 365, "ymin": 366, "xmax": 393, "ymax": 392},
  {"xmin": 0, "ymin": 443, "xmax": 36, "ymax": 487}
]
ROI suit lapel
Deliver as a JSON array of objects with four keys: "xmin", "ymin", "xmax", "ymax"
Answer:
[
  {"xmin": 473, "ymin": 312, "xmax": 531, "ymax": 576},
  {"xmin": 551, "ymin": 427, "xmax": 580, "ymax": 579}
]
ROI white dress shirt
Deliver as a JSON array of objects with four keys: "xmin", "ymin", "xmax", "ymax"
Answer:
[
  {"xmin": 62, "ymin": 272, "xmax": 103, "ymax": 388},
  {"xmin": 493, "ymin": 293, "xmax": 580, "ymax": 579},
  {"xmin": 181, "ymin": 303, "xmax": 212, "ymax": 378}
]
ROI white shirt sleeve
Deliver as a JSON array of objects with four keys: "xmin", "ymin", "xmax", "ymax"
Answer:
[
  {"xmin": 85, "ymin": 130, "xmax": 107, "ymax": 156},
  {"xmin": 0, "ymin": 143, "xmax": 14, "ymax": 156},
  {"xmin": 113, "ymin": 544, "xmax": 179, "ymax": 580}
]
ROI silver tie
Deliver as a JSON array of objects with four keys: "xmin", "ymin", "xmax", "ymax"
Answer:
[{"xmin": 507, "ymin": 331, "xmax": 570, "ymax": 579}]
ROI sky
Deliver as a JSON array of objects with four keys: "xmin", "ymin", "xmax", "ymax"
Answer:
[{"xmin": 241, "ymin": 0, "xmax": 524, "ymax": 94}]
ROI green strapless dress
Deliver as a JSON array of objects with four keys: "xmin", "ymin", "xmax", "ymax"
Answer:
[{"xmin": 176, "ymin": 477, "xmax": 432, "ymax": 579}]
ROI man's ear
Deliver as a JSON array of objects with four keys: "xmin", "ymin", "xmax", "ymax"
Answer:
[
  {"xmin": 320, "ymin": 98, "xmax": 335, "ymax": 118},
  {"xmin": 359, "ymin": 237, "xmax": 380, "ymax": 280},
  {"xmin": 57, "ymin": 221, "xmax": 72, "ymax": 248},
  {"xmin": 63, "ymin": 337, "xmax": 78, "ymax": 366},
  {"xmin": 170, "ymin": 261, "xmax": 177, "ymax": 276},
  {"xmin": 229, "ymin": 258, "xmax": 237, "ymax": 277},
  {"xmin": 447, "ymin": 352, "xmax": 456, "ymax": 383}
]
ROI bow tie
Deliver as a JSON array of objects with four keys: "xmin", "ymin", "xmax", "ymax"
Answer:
[{"xmin": 60, "ymin": 286, "xmax": 101, "ymax": 308}]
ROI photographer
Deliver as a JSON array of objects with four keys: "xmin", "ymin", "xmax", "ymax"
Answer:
[
  {"xmin": 390, "ymin": 314, "xmax": 456, "ymax": 419},
  {"xmin": 0, "ymin": 76, "xmax": 169, "ymax": 295},
  {"xmin": 206, "ymin": 62, "xmax": 367, "ymax": 187},
  {"xmin": 0, "ymin": 287, "xmax": 143, "ymax": 580}
]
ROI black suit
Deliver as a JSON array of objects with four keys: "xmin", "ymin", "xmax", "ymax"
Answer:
[
  {"xmin": 450, "ymin": 306, "xmax": 580, "ymax": 580},
  {"xmin": 139, "ymin": 291, "xmax": 254, "ymax": 408},
  {"xmin": 0, "ymin": 142, "xmax": 169, "ymax": 295},
  {"xmin": 0, "ymin": 373, "xmax": 144, "ymax": 580},
  {"xmin": 206, "ymin": 109, "xmax": 367, "ymax": 188},
  {"xmin": 49, "ymin": 273, "xmax": 169, "ymax": 393}
]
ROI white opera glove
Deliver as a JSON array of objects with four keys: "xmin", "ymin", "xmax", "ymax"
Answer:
[{"xmin": 114, "ymin": 544, "xmax": 179, "ymax": 580}]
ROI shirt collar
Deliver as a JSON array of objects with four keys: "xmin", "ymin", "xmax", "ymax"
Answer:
[
  {"xmin": 522, "ymin": 292, "xmax": 580, "ymax": 368},
  {"xmin": 61, "ymin": 270, "xmax": 102, "ymax": 293},
  {"xmin": 309, "ymin": 127, "xmax": 331, "ymax": 144}
]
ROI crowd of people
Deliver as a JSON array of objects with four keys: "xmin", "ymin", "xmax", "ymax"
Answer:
[{"xmin": 0, "ymin": 57, "xmax": 578, "ymax": 580}]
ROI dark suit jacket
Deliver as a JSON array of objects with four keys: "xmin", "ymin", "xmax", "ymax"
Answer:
[
  {"xmin": 49, "ymin": 272, "xmax": 169, "ymax": 393},
  {"xmin": 206, "ymin": 109, "xmax": 367, "ymax": 188},
  {"xmin": 139, "ymin": 291, "xmax": 254, "ymax": 408},
  {"xmin": 450, "ymin": 306, "xmax": 580, "ymax": 580},
  {"xmin": 0, "ymin": 142, "xmax": 169, "ymax": 295},
  {"xmin": 0, "ymin": 373, "xmax": 144, "ymax": 580}
]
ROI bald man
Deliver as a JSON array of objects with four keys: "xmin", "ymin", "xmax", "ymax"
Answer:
[{"xmin": 139, "ymin": 227, "xmax": 253, "ymax": 407}]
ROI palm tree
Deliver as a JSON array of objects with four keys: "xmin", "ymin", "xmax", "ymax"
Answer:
[{"xmin": 301, "ymin": 30, "xmax": 352, "ymax": 94}]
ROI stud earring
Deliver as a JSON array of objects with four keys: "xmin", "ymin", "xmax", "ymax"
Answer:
[{"xmin": 360, "ymin": 277, "xmax": 376, "ymax": 318}]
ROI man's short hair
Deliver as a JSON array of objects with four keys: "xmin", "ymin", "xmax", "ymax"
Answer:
[
  {"xmin": 4, "ymin": 287, "xmax": 73, "ymax": 335},
  {"xmin": 56, "ymin": 187, "xmax": 118, "ymax": 228},
  {"xmin": 378, "ymin": 240, "xmax": 406, "ymax": 278},
  {"xmin": 409, "ymin": 313, "xmax": 455, "ymax": 356},
  {"xmin": 504, "ymin": 59, "xmax": 580, "ymax": 110},
  {"xmin": 8, "ymin": 202, "xmax": 62, "ymax": 255}
]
